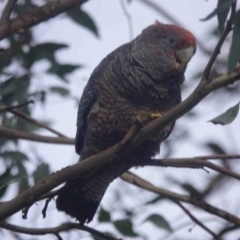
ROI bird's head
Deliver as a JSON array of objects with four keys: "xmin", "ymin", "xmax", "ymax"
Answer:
[{"xmin": 134, "ymin": 21, "xmax": 196, "ymax": 79}]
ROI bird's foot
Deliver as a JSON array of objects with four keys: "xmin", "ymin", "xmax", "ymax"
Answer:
[
  {"xmin": 135, "ymin": 112, "xmax": 162, "ymax": 127},
  {"xmin": 150, "ymin": 112, "xmax": 162, "ymax": 118}
]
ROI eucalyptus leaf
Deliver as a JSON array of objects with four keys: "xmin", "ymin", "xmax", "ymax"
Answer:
[
  {"xmin": 67, "ymin": 8, "xmax": 99, "ymax": 37},
  {"xmin": 47, "ymin": 63, "xmax": 81, "ymax": 82},
  {"xmin": 113, "ymin": 219, "xmax": 138, "ymax": 237},
  {"xmin": 25, "ymin": 43, "xmax": 68, "ymax": 67},
  {"xmin": 217, "ymin": 0, "xmax": 232, "ymax": 32},
  {"xmin": 98, "ymin": 208, "xmax": 111, "ymax": 222},
  {"xmin": 200, "ymin": 0, "xmax": 232, "ymax": 32},
  {"xmin": 143, "ymin": 214, "xmax": 172, "ymax": 232},
  {"xmin": 33, "ymin": 163, "xmax": 50, "ymax": 183},
  {"xmin": 16, "ymin": 162, "xmax": 29, "ymax": 194},
  {"xmin": 0, "ymin": 151, "xmax": 28, "ymax": 162},
  {"xmin": 50, "ymin": 86, "xmax": 70, "ymax": 97},
  {"xmin": 208, "ymin": 102, "xmax": 239, "ymax": 125},
  {"xmin": 0, "ymin": 167, "xmax": 12, "ymax": 198}
]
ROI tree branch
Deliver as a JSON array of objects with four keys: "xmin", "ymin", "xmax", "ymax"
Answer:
[
  {"xmin": 0, "ymin": 0, "xmax": 88, "ymax": 41},
  {"xmin": 121, "ymin": 172, "xmax": 240, "ymax": 226},
  {"xmin": 7, "ymin": 109, "xmax": 68, "ymax": 138},
  {"xmin": 0, "ymin": 1, "xmax": 240, "ymax": 223},
  {"xmin": 137, "ymin": 158, "xmax": 240, "ymax": 182},
  {"xmin": 203, "ymin": 0, "xmax": 237, "ymax": 79},
  {"xmin": 1, "ymin": 0, "xmax": 17, "ymax": 20},
  {"xmin": 0, "ymin": 64, "xmax": 240, "ymax": 221},
  {"xmin": 0, "ymin": 222, "xmax": 117, "ymax": 240},
  {"xmin": 120, "ymin": 0, "xmax": 134, "ymax": 40},
  {"xmin": 0, "ymin": 127, "xmax": 74, "ymax": 144},
  {"xmin": 0, "ymin": 100, "xmax": 34, "ymax": 112},
  {"xmin": 175, "ymin": 201, "xmax": 220, "ymax": 240}
]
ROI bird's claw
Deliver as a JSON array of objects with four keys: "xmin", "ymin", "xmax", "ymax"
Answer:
[{"xmin": 150, "ymin": 113, "xmax": 162, "ymax": 118}]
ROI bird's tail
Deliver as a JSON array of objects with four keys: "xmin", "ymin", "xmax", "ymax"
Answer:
[
  {"xmin": 56, "ymin": 162, "xmax": 129, "ymax": 224},
  {"xmin": 56, "ymin": 177, "xmax": 105, "ymax": 224}
]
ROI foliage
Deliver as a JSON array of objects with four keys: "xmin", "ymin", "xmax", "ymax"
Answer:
[{"xmin": 0, "ymin": 0, "xmax": 240, "ymax": 240}]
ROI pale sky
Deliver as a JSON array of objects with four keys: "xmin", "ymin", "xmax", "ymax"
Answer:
[{"xmin": 1, "ymin": 0, "xmax": 240, "ymax": 239}]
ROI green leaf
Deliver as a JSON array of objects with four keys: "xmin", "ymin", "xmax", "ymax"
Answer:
[
  {"xmin": 67, "ymin": 8, "xmax": 99, "ymax": 37},
  {"xmin": 200, "ymin": 9, "xmax": 217, "ymax": 21},
  {"xmin": 200, "ymin": 0, "xmax": 232, "ymax": 32},
  {"xmin": 25, "ymin": 43, "xmax": 68, "ymax": 67},
  {"xmin": 50, "ymin": 86, "xmax": 70, "ymax": 97},
  {"xmin": 47, "ymin": 63, "xmax": 81, "ymax": 82},
  {"xmin": 208, "ymin": 102, "xmax": 239, "ymax": 125},
  {"xmin": 228, "ymin": 10, "xmax": 240, "ymax": 72},
  {"xmin": 143, "ymin": 214, "xmax": 172, "ymax": 232},
  {"xmin": 33, "ymin": 163, "xmax": 50, "ymax": 183},
  {"xmin": 217, "ymin": 0, "xmax": 232, "ymax": 32},
  {"xmin": 0, "ymin": 151, "xmax": 28, "ymax": 162},
  {"xmin": 205, "ymin": 142, "xmax": 226, "ymax": 154},
  {"xmin": 0, "ymin": 167, "xmax": 12, "ymax": 198},
  {"xmin": 113, "ymin": 219, "xmax": 138, "ymax": 237},
  {"xmin": 91, "ymin": 232, "xmax": 115, "ymax": 240},
  {"xmin": 1, "ymin": 75, "xmax": 30, "ymax": 105},
  {"xmin": 16, "ymin": 162, "xmax": 29, "ymax": 193},
  {"xmin": 98, "ymin": 208, "xmax": 111, "ymax": 222}
]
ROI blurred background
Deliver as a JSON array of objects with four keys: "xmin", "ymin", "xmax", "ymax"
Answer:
[{"xmin": 0, "ymin": 0, "xmax": 240, "ymax": 239}]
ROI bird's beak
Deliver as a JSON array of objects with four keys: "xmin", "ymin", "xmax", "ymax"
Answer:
[{"xmin": 175, "ymin": 47, "xmax": 195, "ymax": 65}]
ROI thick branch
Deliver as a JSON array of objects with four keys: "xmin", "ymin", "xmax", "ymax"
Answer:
[
  {"xmin": 0, "ymin": 222, "xmax": 116, "ymax": 240},
  {"xmin": 121, "ymin": 172, "xmax": 240, "ymax": 226},
  {"xmin": 0, "ymin": 3, "xmax": 239, "ymax": 222},
  {"xmin": 0, "ymin": 127, "xmax": 74, "ymax": 144},
  {"xmin": 1, "ymin": 0, "xmax": 17, "ymax": 20},
  {"xmin": 0, "ymin": 65, "xmax": 240, "ymax": 221},
  {"xmin": 0, "ymin": 0, "xmax": 87, "ymax": 41}
]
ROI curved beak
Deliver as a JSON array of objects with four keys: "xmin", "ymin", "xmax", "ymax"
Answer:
[{"xmin": 176, "ymin": 47, "xmax": 195, "ymax": 64}]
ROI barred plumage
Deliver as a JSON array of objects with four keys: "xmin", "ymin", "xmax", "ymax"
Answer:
[{"xmin": 56, "ymin": 21, "xmax": 196, "ymax": 224}]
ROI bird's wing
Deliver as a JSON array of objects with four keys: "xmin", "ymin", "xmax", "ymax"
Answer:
[{"xmin": 75, "ymin": 43, "xmax": 128, "ymax": 155}]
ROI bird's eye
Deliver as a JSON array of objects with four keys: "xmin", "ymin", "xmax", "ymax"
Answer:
[{"xmin": 169, "ymin": 38, "xmax": 175, "ymax": 43}]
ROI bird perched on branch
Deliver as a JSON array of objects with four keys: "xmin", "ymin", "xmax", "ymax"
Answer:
[{"xmin": 56, "ymin": 21, "xmax": 196, "ymax": 224}]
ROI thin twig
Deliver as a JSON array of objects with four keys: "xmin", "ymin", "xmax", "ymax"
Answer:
[
  {"xmin": 194, "ymin": 154, "xmax": 240, "ymax": 160},
  {"xmin": 21, "ymin": 189, "xmax": 60, "ymax": 220},
  {"xmin": 137, "ymin": 158, "xmax": 240, "ymax": 182},
  {"xmin": 218, "ymin": 224, "xmax": 239, "ymax": 237},
  {"xmin": 0, "ymin": 8, "xmax": 240, "ymax": 223},
  {"xmin": 42, "ymin": 198, "xmax": 52, "ymax": 218},
  {"xmin": 7, "ymin": 108, "xmax": 68, "ymax": 138},
  {"xmin": 0, "ymin": 127, "xmax": 74, "ymax": 144},
  {"xmin": 175, "ymin": 201, "xmax": 220, "ymax": 240},
  {"xmin": 120, "ymin": 0, "xmax": 134, "ymax": 40},
  {"xmin": 121, "ymin": 171, "xmax": 240, "ymax": 226},
  {"xmin": 1, "ymin": 0, "xmax": 17, "ymax": 20},
  {"xmin": 203, "ymin": 0, "xmax": 237, "ymax": 79},
  {"xmin": 0, "ymin": 100, "xmax": 34, "ymax": 112},
  {"xmin": 0, "ymin": 222, "xmax": 117, "ymax": 240},
  {"xmin": 0, "ymin": 62, "xmax": 240, "ymax": 221}
]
